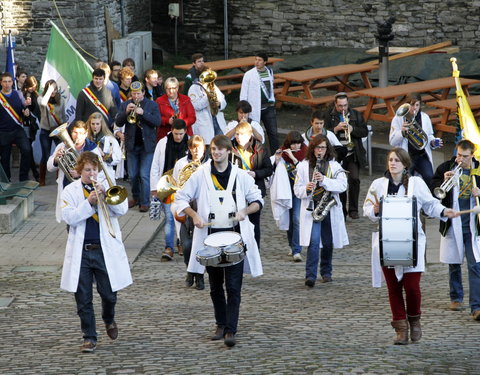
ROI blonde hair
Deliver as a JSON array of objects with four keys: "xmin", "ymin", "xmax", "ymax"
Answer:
[
  {"xmin": 86, "ymin": 112, "xmax": 114, "ymax": 139},
  {"xmin": 235, "ymin": 121, "xmax": 253, "ymax": 134}
]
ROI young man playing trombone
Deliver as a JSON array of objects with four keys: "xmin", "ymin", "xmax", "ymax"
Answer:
[
  {"xmin": 431, "ymin": 139, "xmax": 480, "ymax": 319},
  {"xmin": 60, "ymin": 151, "xmax": 132, "ymax": 353}
]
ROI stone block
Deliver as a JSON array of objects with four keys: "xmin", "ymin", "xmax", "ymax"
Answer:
[{"xmin": 0, "ymin": 192, "xmax": 35, "ymax": 234}]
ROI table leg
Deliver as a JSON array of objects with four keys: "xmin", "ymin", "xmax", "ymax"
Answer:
[
  {"xmin": 360, "ymin": 72, "xmax": 372, "ymax": 89},
  {"xmin": 363, "ymin": 98, "xmax": 375, "ymax": 122},
  {"xmin": 275, "ymin": 80, "xmax": 291, "ymax": 109}
]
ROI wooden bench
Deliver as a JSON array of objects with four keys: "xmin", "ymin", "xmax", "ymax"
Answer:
[
  {"xmin": 303, "ymin": 92, "xmax": 360, "ymax": 108},
  {"xmin": 217, "ymin": 78, "xmax": 286, "ymax": 94}
]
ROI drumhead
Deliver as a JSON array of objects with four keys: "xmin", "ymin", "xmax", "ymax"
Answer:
[
  {"xmin": 204, "ymin": 231, "xmax": 242, "ymax": 247},
  {"xmin": 197, "ymin": 247, "xmax": 221, "ymax": 257}
]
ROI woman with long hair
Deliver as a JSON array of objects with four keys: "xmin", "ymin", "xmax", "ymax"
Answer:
[
  {"xmin": 363, "ymin": 147, "xmax": 456, "ymax": 345},
  {"xmin": 22, "ymin": 76, "xmax": 41, "ymax": 182},
  {"xmin": 294, "ymin": 135, "xmax": 348, "ymax": 287},
  {"xmin": 86, "ymin": 112, "xmax": 121, "ymax": 183}
]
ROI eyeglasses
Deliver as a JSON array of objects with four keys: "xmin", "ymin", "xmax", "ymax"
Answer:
[{"xmin": 315, "ymin": 146, "xmax": 327, "ymax": 150}]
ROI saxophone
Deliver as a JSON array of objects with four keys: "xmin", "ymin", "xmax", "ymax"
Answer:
[
  {"xmin": 312, "ymin": 168, "xmax": 348, "ymax": 222},
  {"xmin": 199, "ymin": 69, "xmax": 219, "ymax": 116}
]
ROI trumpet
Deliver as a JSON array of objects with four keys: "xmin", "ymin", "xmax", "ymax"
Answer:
[
  {"xmin": 434, "ymin": 163, "xmax": 463, "ymax": 199},
  {"xmin": 342, "ymin": 111, "xmax": 354, "ymax": 150},
  {"xmin": 396, "ymin": 103, "xmax": 428, "ymax": 151},
  {"xmin": 90, "ymin": 178, "xmax": 116, "ymax": 238},
  {"xmin": 127, "ymin": 101, "xmax": 140, "ymax": 124}
]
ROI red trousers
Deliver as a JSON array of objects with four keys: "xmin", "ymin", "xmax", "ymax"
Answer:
[{"xmin": 382, "ymin": 268, "xmax": 422, "ymax": 321}]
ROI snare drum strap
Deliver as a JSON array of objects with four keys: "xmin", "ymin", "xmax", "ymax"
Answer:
[{"xmin": 381, "ymin": 176, "xmax": 414, "ymax": 198}]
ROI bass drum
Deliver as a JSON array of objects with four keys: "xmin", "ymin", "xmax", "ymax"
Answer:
[{"xmin": 379, "ymin": 195, "xmax": 418, "ymax": 267}]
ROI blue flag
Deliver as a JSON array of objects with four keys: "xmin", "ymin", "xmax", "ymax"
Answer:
[{"xmin": 5, "ymin": 31, "xmax": 17, "ymax": 89}]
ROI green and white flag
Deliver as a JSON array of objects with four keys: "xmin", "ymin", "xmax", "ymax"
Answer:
[{"xmin": 40, "ymin": 21, "xmax": 93, "ymax": 123}]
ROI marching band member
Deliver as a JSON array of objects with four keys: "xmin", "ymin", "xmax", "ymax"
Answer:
[
  {"xmin": 270, "ymin": 131, "xmax": 307, "ymax": 262},
  {"xmin": 390, "ymin": 93, "xmax": 442, "ymax": 187},
  {"xmin": 302, "ymin": 110, "xmax": 341, "ymax": 147},
  {"xmin": 48, "ymin": 121, "xmax": 100, "ymax": 223},
  {"xmin": 430, "ymin": 140, "xmax": 480, "ymax": 319},
  {"xmin": 173, "ymin": 135, "xmax": 263, "ymax": 347},
  {"xmin": 293, "ymin": 135, "xmax": 348, "ymax": 287},
  {"xmin": 150, "ymin": 119, "xmax": 189, "ymax": 261},
  {"xmin": 325, "ymin": 92, "xmax": 368, "ymax": 219},
  {"xmin": 172, "ymin": 135, "xmax": 209, "ymax": 290},
  {"xmin": 224, "ymin": 100, "xmax": 265, "ymax": 144},
  {"xmin": 188, "ymin": 69, "xmax": 227, "ymax": 145},
  {"xmin": 86, "ymin": 112, "xmax": 121, "ymax": 183},
  {"xmin": 363, "ymin": 147, "xmax": 456, "ymax": 345},
  {"xmin": 114, "ymin": 81, "xmax": 161, "ymax": 213},
  {"xmin": 231, "ymin": 121, "xmax": 273, "ymax": 248},
  {"xmin": 60, "ymin": 151, "xmax": 132, "ymax": 353}
]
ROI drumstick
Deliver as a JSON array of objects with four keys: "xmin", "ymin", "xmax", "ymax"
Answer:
[{"xmin": 457, "ymin": 206, "xmax": 480, "ymax": 216}]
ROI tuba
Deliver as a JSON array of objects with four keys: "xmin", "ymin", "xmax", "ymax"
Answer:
[
  {"xmin": 396, "ymin": 103, "xmax": 429, "ymax": 151},
  {"xmin": 156, "ymin": 161, "xmax": 201, "ymax": 202},
  {"xmin": 199, "ymin": 69, "xmax": 219, "ymax": 116},
  {"xmin": 49, "ymin": 123, "xmax": 80, "ymax": 182},
  {"xmin": 312, "ymin": 168, "xmax": 348, "ymax": 222}
]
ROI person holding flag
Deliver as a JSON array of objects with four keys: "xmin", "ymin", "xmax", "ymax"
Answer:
[
  {"xmin": 0, "ymin": 72, "xmax": 32, "ymax": 181},
  {"xmin": 75, "ymin": 68, "xmax": 117, "ymax": 128}
]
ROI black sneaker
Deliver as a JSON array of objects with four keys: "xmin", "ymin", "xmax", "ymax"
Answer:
[
  {"xmin": 185, "ymin": 272, "xmax": 194, "ymax": 287},
  {"xmin": 195, "ymin": 274, "xmax": 205, "ymax": 290},
  {"xmin": 81, "ymin": 340, "xmax": 96, "ymax": 353},
  {"xmin": 305, "ymin": 279, "xmax": 315, "ymax": 288}
]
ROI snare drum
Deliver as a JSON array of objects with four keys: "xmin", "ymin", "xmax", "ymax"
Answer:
[
  {"xmin": 196, "ymin": 247, "xmax": 222, "ymax": 267},
  {"xmin": 379, "ymin": 195, "xmax": 418, "ymax": 267},
  {"xmin": 202, "ymin": 231, "xmax": 245, "ymax": 267}
]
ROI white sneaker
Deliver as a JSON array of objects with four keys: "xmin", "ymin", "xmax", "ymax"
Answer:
[
  {"xmin": 293, "ymin": 253, "xmax": 303, "ymax": 262},
  {"xmin": 287, "ymin": 250, "xmax": 293, "ymax": 256}
]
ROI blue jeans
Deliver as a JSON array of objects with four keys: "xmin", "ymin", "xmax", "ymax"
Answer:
[
  {"xmin": 410, "ymin": 153, "xmax": 433, "ymax": 187},
  {"xmin": 74, "ymin": 246, "xmax": 117, "ymax": 343},
  {"xmin": 127, "ymin": 145, "xmax": 154, "ymax": 206},
  {"xmin": 39, "ymin": 129, "xmax": 60, "ymax": 164},
  {"xmin": 287, "ymin": 194, "xmax": 302, "ymax": 255},
  {"xmin": 162, "ymin": 202, "xmax": 175, "ymax": 250},
  {"xmin": 206, "ymin": 260, "xmax": 244, "ymax": 335},
  {"xmin": 260, "ymin": 106, "xmax": 279, "ymax": 155},
  {"xmin": 305, "ymin": 212, "xmax": 333, "ymax": 281},
  {"xmin": 449, "ymin": 232, "xmax": 480, "ymax": 312},
  {"xmin": 0, "ymin": 128, "xmax": 32, "ymax": 181}
]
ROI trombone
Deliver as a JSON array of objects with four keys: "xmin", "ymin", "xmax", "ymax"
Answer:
[
  {"xmin": 96, "ymin": 155, "xmax": 128, "ymax": 205},
  {"xmin": 90, "ymin": 178, "xmax": 116, "ymax": 238}
]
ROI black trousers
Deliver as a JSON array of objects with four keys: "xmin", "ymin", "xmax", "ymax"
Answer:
[
  {"xmin": 340, "ymin": 154, "xmax": 360, "ymax": 216},
  {"xmin": 0, "ymin": 128, "xmax": 32, "ymax": 181}
]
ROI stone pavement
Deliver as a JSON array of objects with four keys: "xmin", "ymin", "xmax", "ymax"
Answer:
[{"xmin": 1, "ymin": 164, "xmax": 479, "ymax": 374}]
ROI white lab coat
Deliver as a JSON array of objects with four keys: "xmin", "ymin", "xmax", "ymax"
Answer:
[
  {"xmin": 294, "ymin": 159, "xmax": 349, "ymax": 248},
  {"xmin": 60, "ymin": 179, "xmax": 132, "ymax": 292},
  {"xmin": 97, "ymin": 134, "xmax": 122, "ymax": 183},
  {"xmin": 268, "ymin": 156, "xmax": 292, "ymax": 230},
  {"xmin": 389, "ymin": 112, "xmax": 435, "ymax": 167},
  {"xmin": 240, "ymin": 67, "xmax": 275, "ymax": 123},
  {"xmin": 173, "ymin": 161, "xmax": 263, "ymax": 277},
  {"xmin": 47, "ymin": 143, "xmax": 102, "ymax": 223},
  {"xmin": 302, "ymin": 129, "xmax": 342, "ymax": 147},
  {"xmin": 188, "ymin": 83, "xmax": 227, "ymax": 144},
  {"xmin": 439, "ymin": 183, "xmax": 480, "ymax": 264},
  {"xmin": 225, "ymin": 120, "xmax": 265, "ymax": 144},
  {"xmin": 150, "ymin": 136, "xmax": 168, "ymax": 191},
  {"xmin": 363, "ymin": 176, "xmax": 447, "ymax": 287}
]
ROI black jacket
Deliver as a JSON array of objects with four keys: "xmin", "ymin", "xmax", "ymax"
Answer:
[
  {"xmin": 325, "ymin": 107, "xmax": 368, "ymax": 167},
  {"xmin": 431, "ymin": 156, "xmax": 480, "ymax": 236},
  {"xmin": 231, "ymin": 138, "xmax": 273, "ymax": 197}
]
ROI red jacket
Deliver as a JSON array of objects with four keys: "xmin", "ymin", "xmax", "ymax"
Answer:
[{"xmin": 156, "ymin": 94, "xmax": 196, "ymax": 141}]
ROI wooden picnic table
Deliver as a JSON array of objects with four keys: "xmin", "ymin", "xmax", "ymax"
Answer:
[
  {"xmin": 427, "ymin": 95, "xmax": 480, "ymax": 135},
  {"xmin": 174, "ymin": 56, "xmax": 284, "ymax": 73},
  {"xmin": 274, "ymin": 63, "xmax": 378, "ymax": 108},
  {"xmin": 355, "ymin": 77, "xmax": 480, "ymax": 124}
]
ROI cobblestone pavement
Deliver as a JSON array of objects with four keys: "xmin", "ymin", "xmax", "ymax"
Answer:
[{"xmin": 1, "ymin": 171, "xmax": 479, "ymax": 375}]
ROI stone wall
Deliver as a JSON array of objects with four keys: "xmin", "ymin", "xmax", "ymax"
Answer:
[
  {"xmin": 152, "ymin": 0, "xmax": 480, "ymax": 58},
  {"xmin": 0, "ymin": 0, "xmax": 151, "ymax": 77}
]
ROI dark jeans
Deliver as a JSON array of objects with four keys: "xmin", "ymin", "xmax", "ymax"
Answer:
[
  {"xmin": 305, "ymin": 212, "xmax": 333, "ymax": 281},
  {"xmin": 0, "ymin": 128, "xmax": 32, "ymax": 181},
  {"xmin": 260, "ymin": 106, "xmax": 279, "ymax": 156},
  {"xmin": 410, "ymin": 153, "xmax": 433, "ymax": 187},
  {"xmin": 40, "ymin": 128, "xmax": 60, "ymax": 164},
  {"xmin": 127, "ymin": 145, "xmax": 154, "ymax": 206},
  {"xmin": 248, "ymin": 209, "xmax": 261, "ymax": 249},
  {"xmin": 74, "ymin": 246, "xmax": 117, "ymax": 343},
  {"xmin": 449, "ymin": 232, "xmax": 480, "ymax": 312},
  {"xmin": 206, "ymin": 260, "xmax": 244, "ymax": 335},
  {"xmin": 340, "ymin": 154, "xmax": 360, "ymax": 216}
]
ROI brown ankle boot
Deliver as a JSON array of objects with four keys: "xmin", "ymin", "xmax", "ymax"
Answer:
[
  {"xmin": 407, "ymin": 315, "xmax": 422, "ymax": 343},
  {"xmin": 39, "ymin": 163, "xmax": 47, "ymax": 186},
  {"xmin": 391, "ymin": 319, "xmax": 409, "ymax": 345}
]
